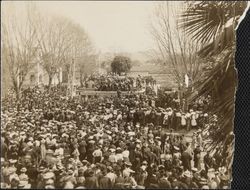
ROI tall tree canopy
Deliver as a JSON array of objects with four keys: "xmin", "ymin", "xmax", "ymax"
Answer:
[{"xmin": 150, "ymin": 2, "xmax": 202, "ymax": 88}]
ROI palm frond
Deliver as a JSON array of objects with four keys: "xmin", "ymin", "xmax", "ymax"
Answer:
[{"xmin": 179, "ymin": 1, "xmax": 247, "ymax": 44}]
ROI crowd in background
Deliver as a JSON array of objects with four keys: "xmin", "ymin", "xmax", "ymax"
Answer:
[
  {"xmin": 81, "ymin": 73, "xmax": 156, "ymax": 91},
  {"xmin": 1, "ymin": 78, "xmax": 230, "ymax": 189}
]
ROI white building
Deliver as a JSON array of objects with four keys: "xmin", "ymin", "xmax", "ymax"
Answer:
[{"xmin": 22, "ymin": 63, "xmax": 62, "ymax": 88}]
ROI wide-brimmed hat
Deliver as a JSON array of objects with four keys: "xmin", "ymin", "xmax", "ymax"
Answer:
[
  {"xmin": 9, "ymin": 159, "xmax": 17, "ymax": 164},
  {"xmin": 200, "ymin": 177, "xmax": 208, "ymax": 185},
  {"xmin": 183, "ymin": 170, "xmax": 191, "ymax": 178},
  {"xmin": 89, "ymin": 140, "xmax": 95, "ymax": 144},
  {"xmin": 45, "ymin": 179, "xmax": 54, "ymax": 185},
  {"xmin": 45, "ymin": 185, "xmax": 55, "ymax": 189},
  {"xmin": 191, "ymin": 167, "xmax": 198, "ymax": 172},
  {"xmin": 38, "ymin": 166, "xmax": 46, "ymax": 172},
  {"xmin": 173, "ymin": 146, "xmax": 180, "ymax": 151},
  {"xmin": 136, "ymin": 139, "xmax": 141, "ymax": 143},
  {"xmin": 75, "ymin": 186, "xmax": 86, "ymax": 189},
  {"xmin": 125, "ymin": 161, "xmax": 132, "ymax": 166},
  {"xmin": 142, "ymin": 160, "xmax": 148, "ymax": 165},
  {"xmin": 43, "ymin": 172, "xmax": 54, "ymax": 179},
  {"xmin": 82, "ymin": 160, "xmax": 89, "ymax": 164}
]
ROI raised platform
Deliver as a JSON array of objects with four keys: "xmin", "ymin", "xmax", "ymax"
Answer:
[{"xmin": 76, "ymin": 89, "xmax": 145, "ymax": 97}]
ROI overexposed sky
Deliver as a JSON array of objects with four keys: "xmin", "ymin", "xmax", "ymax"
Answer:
[
  {"xmin": 2, "ymin": 1, "xmax": 182, "ymax": 53},
  {"xmin": 37, "ymin": 1, "xmax": 156, "ymax": 53}
]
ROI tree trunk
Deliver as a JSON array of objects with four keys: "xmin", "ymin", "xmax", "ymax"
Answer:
[
  {"xmin": 15, "ymin": 86, "xmax": 21, "ymax": 111},
  {"xmin": 80, "ymin": 72, "xmax": 84, "ymax": 87},
  {"xmin": 48, "ymin": 75, "xmax": 53, "ymax": 89},
  {"xmin": 56, "ymin": 73, "xmax": 61, "ymax": 87}
]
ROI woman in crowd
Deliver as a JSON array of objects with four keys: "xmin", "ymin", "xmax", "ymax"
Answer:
[{"xmin": 1, "ymin": 82, "xmax": 228, "ymax": 189}]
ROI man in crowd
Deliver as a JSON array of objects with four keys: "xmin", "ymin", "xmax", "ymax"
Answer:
[{"xmin": 1, "ymin": 77, "xmax": 228, "ymax": 189}]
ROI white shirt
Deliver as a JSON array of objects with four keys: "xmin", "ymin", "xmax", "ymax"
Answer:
[
  {"xmin": 106, "ymin": 172, "xmax": 117, "ymax": 184},
  {"xmin": 116, "ymin": 153, "xmax": 124, "ymax": 161},
  {"xmin": 55, "ymin": 148, "xmax": 64, "ymax": 156},
  {"xmin": 122, "ymin": 150, "xmax": 130, "ymax": 159}
]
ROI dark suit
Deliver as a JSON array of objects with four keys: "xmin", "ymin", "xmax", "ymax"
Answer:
[{"xmin": 99, "ymin": 176, "xmax": 112, "ymax": 188}]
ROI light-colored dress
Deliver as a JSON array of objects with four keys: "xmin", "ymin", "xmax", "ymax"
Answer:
[
  {"xmin": 181, "ymin": 115, "xmax": 186, "ymax": 126},
  {"xmin": 40, "ymin": 139, "xmax": 46, "ymax": 160},
  {"xmin": 191, "ymin": 113, "xmax": 197, "ymax": 127}
]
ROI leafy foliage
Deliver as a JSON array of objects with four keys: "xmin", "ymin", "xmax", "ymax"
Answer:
[
  {"xmin": 180, "ymin": 1, "xmax": 247, "ymax": 169},
  {"xmin": 111, "ymin": 56, "xmax": 132, "ymax": 75}
]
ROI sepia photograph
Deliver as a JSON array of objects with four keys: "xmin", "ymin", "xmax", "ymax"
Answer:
[{"xmin": 1, "ymin": 1, "xmax": 249, "ymax": 189}]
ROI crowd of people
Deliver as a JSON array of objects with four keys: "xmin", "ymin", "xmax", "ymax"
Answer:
[
  {"xmin": 81, "ymin": 73, "xmax": 156, "ymax": 91},
  {"xmin": 1, "ymin": 82, "xmax": 230, "ymax": 189}
]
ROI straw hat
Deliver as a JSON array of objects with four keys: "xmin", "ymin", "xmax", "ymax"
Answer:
[
  {"xmin": 9, "ymin": 159, "xmax": 17, "ymax": 164},
  {"xmin": 191, "ymin": 167, "xmax": 198, "ymax": 172},
  {"xmin": 43, "ymin": 172, "xmax": 54, "ymax": 180},
  {"xmin": 125, "ymin": 161, "xmax": 132, "ymax": 166},
  {"xmin": 173, "ymin": 146, "xmax": 180, "ymax": 151},
  {"xmin": 183, "ymin": 170, "xmax": 191, "ymax": 178}
]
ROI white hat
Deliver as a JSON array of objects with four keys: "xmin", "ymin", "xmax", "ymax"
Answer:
[
  {"xmin": 191, "ymin": 167, "xmax": 198, "ymax": 172},
  {"xmin": 128, "ymin": 132, "xmax": 135, "ymax": 136},
  {"xmin": 173, "ymin": 146, "xmax": 180, "ymax": 151},
  {"xmin": 89, "ymin": 140, "xmax": 95, "ymax": 144},
  {"xmin": 136, "ymin": 139, "xmax": 141, "ymax": 143},
  {"xmin": 28, "ymin": 137, "xmax": 34, "ymax": 141},
  {"xmin": 106, "ymin": 130, "xmax": 112, "ymax": 135},
  {"xmin": 9, "ymin": 159, "xmax": 17, "ymax": 164},
  {"xmin": 62, "ymin": 133, "xmax": 69, "ymax": 138},
  {"xmin": 110, "ymin": 148, "xmax": 116, "ymax": 153},
  {"xmin": 183, "ymin": 170, "xmax": 191, "ymax": 178},
  {"xmin": 43, "ymin": 172, "xmax": 54, "ymax": 179},
  {"xmin": 27, "ymin": 141, "xmax": 33, "ymax": 146},
  {"xmin": 208, "ymin": 168, "xmax": 215, "ymax": 172},
  {"xmin": 45, "ymin": 179, "xmax": 54, "ymax": 185}
]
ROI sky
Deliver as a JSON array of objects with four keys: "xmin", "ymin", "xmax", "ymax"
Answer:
[
  {"xmin": 2, "ymin": 1, "xmax": 182, "ymax": 54},
  {"xmin": 36, "ymin": 1, "xmax": 156, "ymax": 53}
]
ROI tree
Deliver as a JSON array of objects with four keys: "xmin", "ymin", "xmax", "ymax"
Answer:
[
  {"xmin": 111, "ymin": 55, "xmax": 132, "ymax": 75},
  {"xmin": 179, "ymin": 1, "xmax": 247, "ymax": 171},
  {"xmin": 56, "ymin": 20, "xmax": 96, "ymax": 89},
  {"xmin": 150, "ymin": 2, "xmax": 202, "ymax": 89},
  {"xmin": 1, "ymin": 2, "xmax": 38, "ymax": 102},
  {"xmin": 34, "ymin": 15, "xmax": 73, "ymax": 88}
]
